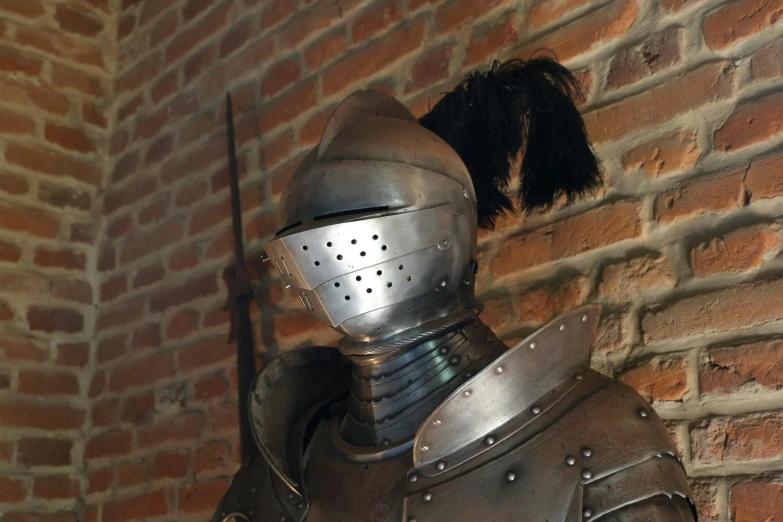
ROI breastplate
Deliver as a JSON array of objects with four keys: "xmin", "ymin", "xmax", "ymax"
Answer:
[{"xmin": 211, "ymin": 306, "xmax": 696, "ymax": 522}]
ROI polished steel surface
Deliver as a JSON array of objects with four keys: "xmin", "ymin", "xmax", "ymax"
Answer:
[
  {"xmin": 248, "ymin": 346, "xmax": 350, "ymax": 496},
  {"xmin": 413, "ymin": 305, "xmax": 600, "ymax": 471}
]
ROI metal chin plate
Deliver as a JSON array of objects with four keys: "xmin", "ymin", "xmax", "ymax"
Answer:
[
  {"xmin": 264, "ymin": 205, "xmax": 455, "ymax": 327},
  {"xmin": 413, "ymin": 305, "xmax": 601, "ymax": 472}
]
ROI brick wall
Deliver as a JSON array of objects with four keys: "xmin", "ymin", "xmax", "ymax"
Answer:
[
  {"xmin": 0, "ymin": 0, "xmax": 116, "ymax": 521},
  {"xmin": 2, "ymin": 0, "xmax": 782, "ymax": 521}
]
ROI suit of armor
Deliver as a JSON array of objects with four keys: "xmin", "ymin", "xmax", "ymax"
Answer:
[{"xmin": 212, "ymin": 60, "xmax": 697, "ymax": 522}]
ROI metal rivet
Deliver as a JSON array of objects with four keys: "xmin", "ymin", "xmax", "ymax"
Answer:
[
  {"xmin": 485, "ymin": 436, "xmax": 496, "ymax": 446},
  {"xmin": 382, "ymin": 439, "xmax": 390, "ymax": 446},
  {"xmin": 582, "ymin": 314, "xmax": 589, "ymax": 322},
  {"xmin": 287, "ymin": 493, "xmax": 294, "ymax": 499},
  {"xmin": 463, "ymin": 189, "xmax": 469, "ymax": 199},
  {"xmin": 559, "ymin": 324, "xmax": 566, "ymax": 331},
  {"xmin": 409, "ymin": 473, "xmax": 418, "ymax": 483},
  {"xmin": 465, "ymin": 372, "xmax": 472, "ymax": 378},
  {"xmin": 531, "ymin": 405, "xmax": 542, "ymax": 415},
  {"xmin": 421, "ymin": 445, "xmax": 430, "ymax": 452},
  {"xmin": 566, "ymin": 456, "xmax": 576, "ymax": 466},
  {"xmin": 423, "ymin": 492, "xmax": 432, "ymax": 502},
  {"xmin": 639, "ymin": 409, "xmax": 649, "ymax": 418},
  {"xmin": 506, "ymin": 471, "xmax": 516, "ymax": 482},
  {"xmin": 439, "ymin": 347, "xmax": 448, "ymax": 355},
  {"xmin": 280, "ymin": 517, "xmax": 286, "ymax": 522},
  {"xmin": 450, "ymin": 356, "xmax": 459, "ymax": 364},
  {"xmin": 575, "ymin": 374, "xmax": 583, "ymax": 380},
  {"xmin": 485, "ymin": 336, "xmax": 492, "ymax": 342},
  {"xmin": 463, "ymin": 390, "xmax": 472, "ymax": 398},
  {"xmin": 250, "ymin": 487, "xmax": 256, "ymax": 493},
  {"xmin": 297, "ymin": 502, "xmax": 305, "ymax": 509},
  {"xmin": 440, "ymin": 280, "xmax": 448, "ymax": 288},
  {"xmin": 495, "ymin": 366, "xmax": 504, "ymax": 374},
  {"xmin": 583, "ymin": 508, "xmax": 593, "ymax": 518},
  {"xmin": 433, "ymin": 418, "xmax": 442, "ymax": 426},
  {"xmin": 436, "ymin": 461, "xmax": 446, "ymax": 471},
  {"xmin": 582, "ymin": 447, "xmax": 593, "ymax": 458},
  {"xmin": 582, "ymin": 469, "xmax": 593, "ymax": 479},
  {"xmin": 529, "ymin": 342, "xmax": 536, "ymax": 350}
]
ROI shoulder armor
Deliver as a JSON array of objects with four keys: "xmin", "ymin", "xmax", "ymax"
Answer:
[{"xmin": 248, "ymin": 346, "xmax": 351, "ymax": 498}]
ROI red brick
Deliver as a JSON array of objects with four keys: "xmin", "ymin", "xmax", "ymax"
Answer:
[
  {"xmin": 107, "ymin": 214, "xmax": 133, "ymax": 239},
  {"xmin": 745, "ymin": 151, "xmax": 783, "ymax": 201},
  {"xmin": 599, "ymin": 254, "xmax": 676, "ymax": 301},
  {"xmin": 690, "ymin": 224, "xmax": 780, "ymax": 276},
  {"xmin": 0, "ymin": 477, "xmax": 25, "ymax": 503},
  {"xmin": 194, "ymin": 439, "xmax": 232, "ymax": 476},
  {"xmin": 34, "ymin": 247, "xmax": 86, "ymax": 270},
  {"xmin": 119, "ymin": 218, "xmax": 183, "ymax": 264},
  {"xmin": 195, "ymin": 373, "xmax": 229, "ymax": 401},
  {"xmin": 2, "ymin": 513, "xmax": 78, "ymax": 522},
  {"xmin": 0, "ymin": 107, "xmax": 34, "ymax": 137},
  {"xmin": 0, "ymin": 76, "xmax": 69, "ymax": 116},
  {"xmin": 554, "ymin": 200, "xmax": 641, "ymax": 258},
  {"xmin": 0, "ymin": 45, "xmax": 42, "ymax": 77},
  {"xmin": 151, "ymin": 71, "xmax": 179, "ymax": 103},
  {"xmin": 117, "ymin": 95, "xmax": 143, "ymax": 123},
  {"xmin": 220, "ymin": 18, "xmax": 251, "ymax": 57},
  {"xmin": 56, "ymin": 342, "xmax": 89, "ymax": 367},
  {"xmin": 261, "ymin": 58, "xmax": 301, "ymax": 98},
  {"xmin": 51, "ymin": 62, "xmax": 105, "ymax": 98},
  {"xmin": 152, "ymin": 451, "xmax": 189, "ymax": 479},
  {"xmin": 96, "ymin": 334, "xmax": 127, "ymax": 363},
  {"xmin": 305, "ymin": 31, "xmax": 347, "ymax": 71},
  {"xmin": 322, "ymin": 20, "xmax": 426, "ymax": 96},
  {"xmin": 619, "ymin": 357, "xmax": 689, "ymax": 402},
  {"xmin": 607, "ymin": 27, "xmax": 680, "ymax": 90},
  {"xmin": 136, "ymin": 92, "xmax": 199, "ymax": 140},
  {"xmin": 693, "ymin": 413, "xmax": 783, "ymax": 462},
  {"xmin": 103, "ymin": 490, "xmax": 169, "ymax": 522},
  {"xmin": 703, "ymin": 0, "xmax": 783, "ymax": 50},
  {"xmin": 352, "ymin": 0, "xmax": 401, "ymax": 43},
  {"xmin": 110, "ymin": 352, "xmax": 176, "ymax": 392},
  {"xmin": 184, "ymin": 45, "xmax": 217, "ymax": 83},
  {"xmin": 170, "ymin": 244, "xmax": 202, "ymax": 271},
  {"xmin": 118, "ymin": 13, "xmax": 136, "ymax": 40},
  {"xmin": 133, "ymin": 262, "xmax": 166, "ymax": 288},
  {"xmin": 701, "ymin": 339, "xmax": 783, "ymax": 396},
  {"xmin": 83, "ymin": 102, "xmax": 108, "ymax": 128},
  {"xmin": 18, "ymin": 370, "xmax": 79, "ymax": 396},
  {"xmin": 89, "ymin": 372, "xmax": 106, "ymax": 398},
  {"xmin": 166, "ymin": 2, "xmax": 233, "ymax": 64},
  {"xmin": 140, "ymin": 193, "xmax": 171, "ymax": 224},
  {"xmin": 28, "ymin": 306, "xmax": 83, "ymax": 333},
  {"xmin": 438, "ymin": 0, "xmax": 508, "ymax": 32},
  {"xmin": 405, "ymin": 44, "xmax": 452, "ymax": 94},
  {"xmin": 132, "ymin": 323, "xmax": 162, "ymax": 350},
  {"xmin": 18, "ymin": 438, "xmax": 72, "ymax": 466},
  {"xmin": 138, "ymin": 413, "xmax": 204, "ymax": 448},
  {"xmin": 70, "ymin": 222, "xmax": 96, "ymax": 244},
  {"xmin": 279, "ymin": 0, "xmax": 357, "ymax": 47},
  {"xmin": 199, "ymin": 37, "xmax": 274, "ymax": 100},
  {"xmin": 117, "ymin": 52, "xmax": 161, "ymax": 94},
  {"xmin": 55, "ymin": 4, "xmax": 103, "ymax": 36},
  {"xmin": 714, "ymin": 90, "xmax": 783, "ymax": 152},
  {"xmin": 0, "ymin": 403, "xmax": 84, "ymax": 430},
  {"xmin": 660, "ymin": 0, "xmax": 704, "ymax": 11},
  {"xmin": 6, "ymin": 142, "xmax": 101, "ymax": 185},
  {"xmin": 179, "ymin": 479, "xmax": 231, "ymax": 514},
  {"xmin": 167, "ymin": 309, "xmax": 200, "ymax": 339},
  {"xmin": 642, "ymin": 278, "xmax": 783, "ymax": 343},
  {"xmin": 298, "ymin": 107, "xmax": 332, "ymax": 146},
  {"xmin": 39, "ymin": 183, "xmax": 92, "ymax": 213},
  {"xmin": 0, "ymin": 239, "xmax": 21, "ymax": 262},
  {"xmin": 622, "ymin": 129, "xmax": 699, "ymax": 177},
  {"xmin": 87, "ymin": 467, "xmax": 113, "ymax": 494},
  {"xmin": 0, "ymin": 172, "xmax": 28, "ymax": 196},
  {"xmin": 655, "ymin": 168, "xmax": 743, "ymax": 224},
  {"xmin": 527, "ymin": 0, "xmax": 590, "ymax": 27},
  {"xmin": 15, "ymin": 27, "xmax": 105, "ymax": 69},
  {"xmin": 85, "ymin": 430, "xmax": 132, "ymax": 460},
  {"xmin": 261, "ymin": 0, "xmax": 296, "ymax": 28},
  {"xmin": 96, "ymin": 300, "xmax": 144, "ymax": 332},
  {"xmin": 145, "ymin": 135, "xmax": 174, "ymax": 167},
  {"xmin": 517, "ymin": 277, "xmax": 588, "ymax": 324},
  {"xmin": 91, "ymin": 399, "xmax": 118, "ymax": 427},
  {"xmin": 149, "ymin": 272, "xmax": 218, "ymax": 313},
  {"xmin": 51, "ymin": 278, "xmax": 92, "ymax": 304},
  {"xmin": 0, "ymin": 335, "xmax": 47, "ymax": 363},
  {"xmin": 1, "ymin": 0, "xmax": 45, "ymax": 18},
  {"xmin": 117, "ymin": 460, "xmax": 146, "ymax": 486},
  {"xmin": 120, "ymin": 391, "xmax": 155, "ymax": 423},
  {"xmin": 33, "ymin": 475, "xmax": 80, "ymax": 499},
  {"xmin": 751, "ymin": 39, "xmax": 783, "ymax": 81},
  {"xmin": 179, "ymin": 114, "xmax": 214, "ymax": 146},
  {"xmin": 210, "ymin": 402, "xmax": 239, "ymax": 433},
  {"xmin": 0, "ymin": 440, "xmax": 9, "ymax": 462},
  {"xmin": 731, "ymin": 480, "xmax": 783, "ymax": 522},
  {"xmin": 177, "ymin": 335, "xmax": 235, "ymax": 371},
  {"xmin": 584, "ymin": 61, "xmax": 734, "ymax": 143}
]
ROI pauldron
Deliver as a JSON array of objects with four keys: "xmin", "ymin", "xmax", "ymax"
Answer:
[{"xmin": 212, "ymin": 306, "xmax": 697, "ymax": 521}]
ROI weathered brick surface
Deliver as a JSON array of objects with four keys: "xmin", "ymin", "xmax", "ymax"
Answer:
[{"xmin": 0, "ymin": 0, "xmax": 778, "ymax": 519}]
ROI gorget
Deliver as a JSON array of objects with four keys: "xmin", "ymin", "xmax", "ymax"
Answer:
[{"xmin": 211, "ymin": 306, "xmax": 697, "ymax": 522}]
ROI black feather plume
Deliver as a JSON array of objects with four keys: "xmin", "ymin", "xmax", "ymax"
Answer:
[{"xmin": 419, "ymin": 57, "xmax": 603, "ymax": 230}]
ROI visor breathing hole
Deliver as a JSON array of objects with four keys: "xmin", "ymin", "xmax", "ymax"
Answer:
[
  {"xmin": 398, "ymin": 264, "xmax": 404, "ymax": 270},
  {"xmin": 373, "ymin": 234, "xmax": 379, "ymax": 240},
  {"xmin": 356, "ymin": 276, "xmax": 362, "ymax": 281},
  {"xmin": 366, "ymin": 288, "xmax": 372, "ymax": 293},
  {"xmin": 360, "ymin": 251, "xmax": 366, "ymax": 256},
  {"xmin": 345, "ymin": 296, "xmax": 351, "ymax": 301},
  {"xmin": 351, "ymin": 239, "xmax": 357, "ymax": 244},
  {"xmin": 387, "ymin": 282, "xmax": 393, "ymax": 288},
  {"xmin": 334, "ymin": 282, "xmax": 340, "ymax": 288},
  {"xmin": 337, "ymin": 255, "xmax": 343, "ymax": 260},
  {"xmin": 314, "ymin": 261, "xmax": 320, "ymax": 266},
  {"xmin": 377, "ymin": 270, "xmax": 382, "ymax": 276},
  {"xmin": 326, "ymin": 242, "xmax": 332, "ymax": 247},
  {"xmin": 382, "ymin": 245, "xmax": 387, "ymax": 251},
  {"xmin": 407, "ymin": 276, "xmax": 412, "ymax": 281}
]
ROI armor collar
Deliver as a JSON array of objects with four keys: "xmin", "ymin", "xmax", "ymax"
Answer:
[{"xmin": 413, "ymin": 305, "xmax": 601, "ymax": 472}]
